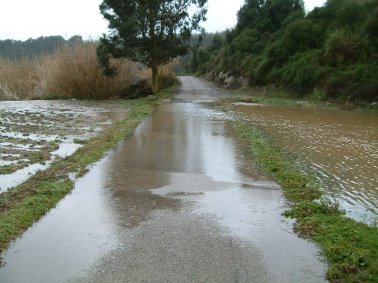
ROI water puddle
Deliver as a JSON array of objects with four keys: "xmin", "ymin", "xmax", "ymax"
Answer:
[
  {"xmin": 52, "ymin": 143, "xmax": 82, "ymax": 158},
  {"xmin": 235, "ymin": 104, "xmax": 378, "ymax": 223},
  {"xmin": 0, "ymin": 162, "xmax": 51, "ymax": 192}
]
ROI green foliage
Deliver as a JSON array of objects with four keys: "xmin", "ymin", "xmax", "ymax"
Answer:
[
  {"xmin": 280, "ymin": 50, "xmax": 324, "ymax": 95},
  {"xmin": 324, "ymin": 31, "xmax": 368, "ymax": 66},
  {"xmin": 232, "ymin": 29, "xmax": 265, "ymax": 55},
  {"xmin": 97, "ymin": 0, "xmax": 207, "ymax": 92},
  {"xmin": 192, "ymin": 0, "xmax": 378, "ymax": 103}
]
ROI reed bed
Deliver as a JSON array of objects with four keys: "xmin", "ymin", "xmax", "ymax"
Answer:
[{"xmin": 0, "ymin": 43, "xmax": 176, "ymax": 100}]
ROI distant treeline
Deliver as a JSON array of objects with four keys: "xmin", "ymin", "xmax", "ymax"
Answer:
[
  {"xmin": 0, "ymin": 35, "xmax": 84, "ymax": 58},
  {"xmin": 189, "ymin": 0, "xmax": 378, "ymax": 103}
]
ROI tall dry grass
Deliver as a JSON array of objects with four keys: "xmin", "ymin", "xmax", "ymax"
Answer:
[
  {"xmin": 0, "ymin": 57, "xmax": 41, "ymax": 100},
  {"xmin": 41, "ymin": 43, "xmax": 139, "ymax": 99},
  {"xmin": 139, "ymin": 58, "xmax": 178, "ymax": 89},
  {"xmin": 0, "ymin": 43, "xmax": 177, "ymax": 100}
]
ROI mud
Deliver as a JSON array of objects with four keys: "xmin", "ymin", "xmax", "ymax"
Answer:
[
  {"xmin": 235, "ymin": 103, "xmax": 378, "ymax": 223},
  {"xmin": 0, "ymin": 100, "xmax": 129, "ymax": 192},
  {"xmin": 0, "ymin": 77, "xmax": 326, "ymax": 283}
]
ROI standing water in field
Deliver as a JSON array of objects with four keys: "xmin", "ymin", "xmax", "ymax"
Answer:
[
  {"xmin": 235, "ymin": 104, "xmax": 378, "ymax": 224},
  {"xmin": 0, "ymin": 100, "xmax": 129, "ymax": 192}
]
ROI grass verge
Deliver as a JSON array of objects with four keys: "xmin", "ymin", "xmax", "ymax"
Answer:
[
  {"xmin": 0, "ymin": 86, "xmax": 176, "ymax": 264},
  {"xmin": 217, "ymin": 87, "xmax": 378, "ymax": 112},
  {"xmin": 234, "ymin": 121, "xmax": 378, "ymax": 282}
]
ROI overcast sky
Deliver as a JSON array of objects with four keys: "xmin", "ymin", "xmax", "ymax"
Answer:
[{"xmin": 0, "ymin": 0, "xmax": 327, "ymax": 40}]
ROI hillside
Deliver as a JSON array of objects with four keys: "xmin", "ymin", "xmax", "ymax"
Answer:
[{"xmin": 189, "ymin": 0, "xmax": 378, "ymax": 104}]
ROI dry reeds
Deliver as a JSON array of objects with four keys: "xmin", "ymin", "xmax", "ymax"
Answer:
[
  {"xmin": 0, "ymin": 42, "xmax": 177, "ymax": 101},
  {"xmin": 41, "ymin": 43, "xmax": 138, "ymax": 99},
  {"xmin": 0, "ymin": 57, "xmax": 41, "ymax": 100},
  {"xmin": 139, "ymin": 58, "xmax": 178, "ymax": 90}
]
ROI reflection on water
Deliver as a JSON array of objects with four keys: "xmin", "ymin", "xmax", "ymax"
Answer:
[{"xmin": 236, "ymin": 104, "xmax": 378, "ymax": 223}]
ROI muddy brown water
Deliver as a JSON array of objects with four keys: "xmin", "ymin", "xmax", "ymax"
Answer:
[
  {"xmin": 235, "ymin": 103, "xmax": 378, "ymax": 223},
  {"xmin": 0, "ymin": 77, "xmax": 326, "ymax": 282}
]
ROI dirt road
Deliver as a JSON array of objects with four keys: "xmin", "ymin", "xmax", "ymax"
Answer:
[{"xmin": 0, "ymin": 77, "xmax": 326, "ymax": 282}]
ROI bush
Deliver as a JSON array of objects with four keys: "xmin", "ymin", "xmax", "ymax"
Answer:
[
  {"xmin": 324, "ymin": 31, "xmax": 368, "ymax": 66},
  {"xmin": 280, "ymin": 50, "xmax": 324, "ymax": 95},
  {"xmin": 323, "ymin": 64, "xmax": 378, "ymax": 100},
  {"xmin": 336, "ymin": 0, "xmax": 365, "ymax": 27}
]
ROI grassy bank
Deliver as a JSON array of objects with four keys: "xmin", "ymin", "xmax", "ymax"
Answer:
[
  {"xmin": 233, "ymin": 121, "xmax": 378, "ymax": 282},
  {"xmin": 216, "ymin": 85, "xmax": 378, "ymax": 112},
  {"xmin": 0, "ymin": 87, "xmax": 176, "ymax": 264}
]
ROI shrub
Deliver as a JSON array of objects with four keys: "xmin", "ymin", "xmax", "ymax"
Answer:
[
  {"xmin": 280, "ymin": 50, "xmax": 324, "ymax": 95},
  {"xmin": 324, "ymin": 31, "xmax": 368, "ymax": 66},
  {"xmin": 323, "ymin": 64, "xmax": 378, "ymax": 100}
]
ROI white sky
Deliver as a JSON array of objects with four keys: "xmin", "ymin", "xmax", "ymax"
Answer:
[{"xmin": 0, "ymin": 0, "xmax": 327, "ymax": 40}]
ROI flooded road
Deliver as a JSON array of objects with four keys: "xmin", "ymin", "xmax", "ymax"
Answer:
[
  {"xmin": 235, "ymin": 104, "xmax": 378, "ymax": 223},
  {"xmin": 0, "ymin": 77, "xmax": 326, "ymax": 282}
]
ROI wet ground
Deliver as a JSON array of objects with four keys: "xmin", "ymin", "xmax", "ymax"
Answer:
[
  {"xmin": 0, "ymin": 100, "xmax": 129, "ymax": 192},
  {"xmin": 0, "ymin": 77, "xmax": 327, "ymax": 282},
  {"xmin": 235, "ymin": 103, "xmax": 378, "ymax": 223}
]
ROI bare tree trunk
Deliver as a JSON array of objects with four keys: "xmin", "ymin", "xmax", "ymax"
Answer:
[{"xmin": 151, "ymin": 62, "xmax": 159, "ymax": 94}]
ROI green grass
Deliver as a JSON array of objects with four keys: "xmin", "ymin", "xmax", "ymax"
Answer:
[
  {"xmin": 0, "ymin": 86, "xmax": 177, "ymax": 265},
  {"xmin": 219, "ymin": 88, "xmax": 378, "ymax": 112},
  {"xmin": 234, "ymin": 122, "xmax": 378, "ymax": 282},
  {"xmin": 218, "ymin": 92, "xmax": 333, "ymax": 109}
]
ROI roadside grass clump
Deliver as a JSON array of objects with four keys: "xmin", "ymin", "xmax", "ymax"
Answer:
[
  {"xmin": 234, "ymin": 122, "xmax": 378, "ymax": 282},
  {"xmin": 0, "ymin": 86, "xmax": 177, "ymax": 265}
]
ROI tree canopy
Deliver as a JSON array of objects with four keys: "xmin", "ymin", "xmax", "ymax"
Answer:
[
  {"xmin": 98, "ymin": 0, "xmax": 207, "ymax": 92},
  {"xmin": 0, "ymin": 36, "xmax": 83, "ymax": 59}
]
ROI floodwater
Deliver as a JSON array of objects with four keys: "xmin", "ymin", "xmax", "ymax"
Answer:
[
  {"xmin": 0, "ymin": 77, "xmax": 326, "ymax": 283},
  {"xmin": 235, "ymin": 104, "xmax": 378, "ymax": 223},
  {"xmin": 0, "ymin": 100, "xmax": 129, "ymax": 192}
]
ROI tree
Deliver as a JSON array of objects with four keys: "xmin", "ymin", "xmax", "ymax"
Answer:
[{"xmin": 98, "ymin": 0, "xmax": 208, "ymax": 93}]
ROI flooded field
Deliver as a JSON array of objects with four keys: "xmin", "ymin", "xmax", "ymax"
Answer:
[
  {"xmin": 235, "ymin": 104, "xmax": 378, "ymax": 223},
  {"xmin": 0, "ymin": 100, "xmax": 129, "ymax": 192}
]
